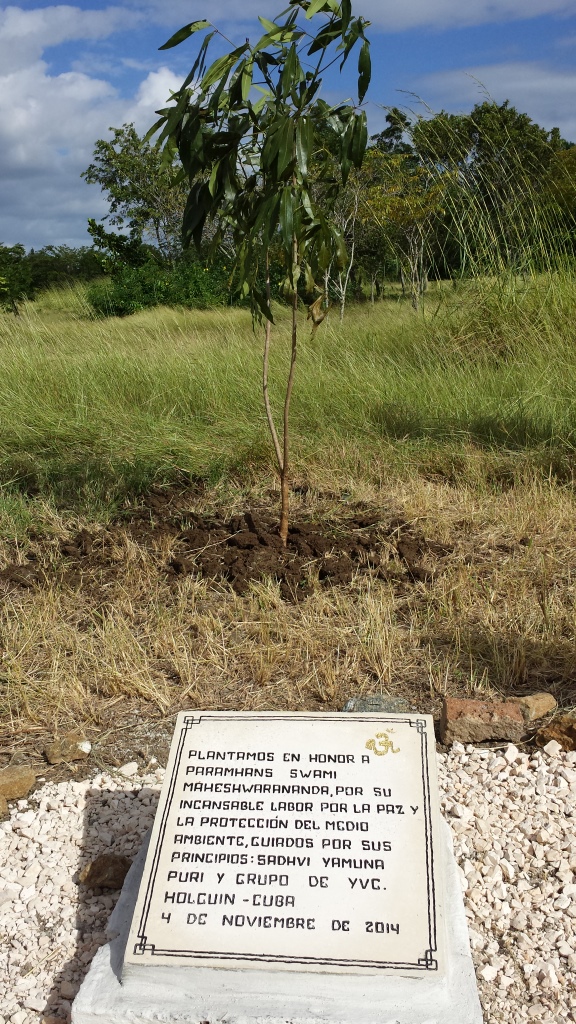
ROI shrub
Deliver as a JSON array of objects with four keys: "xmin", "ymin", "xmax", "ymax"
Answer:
[{"xmin": 87, "ymin": 255, "xmax": 231, "ymax": 316}]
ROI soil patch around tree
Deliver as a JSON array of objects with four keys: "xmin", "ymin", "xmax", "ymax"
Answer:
[{"xmin": 0, "ymin": 490, "xmax": 452, "ymax": 601}]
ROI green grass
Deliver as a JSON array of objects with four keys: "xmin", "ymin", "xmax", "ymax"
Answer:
[{"xmin": 1, "ymin": 274, "xmax": 576, "ymax": 532}]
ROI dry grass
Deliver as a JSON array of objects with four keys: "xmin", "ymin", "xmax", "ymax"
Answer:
[
  {"xmin": 1, "ymin": 473, "xmax": 575, "ymax": 749},
  {"xmin": 1, "ymin": 280, "xmax": 576, "ymax": 752}
]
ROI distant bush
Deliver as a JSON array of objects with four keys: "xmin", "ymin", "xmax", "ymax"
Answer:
[
  {"xmin": 87, "ymin": 255, "xmax": 232, "ymax": 316},
  {"xmin": 27, "ymin": 246, "xmax": 103, "ymax": 290}
]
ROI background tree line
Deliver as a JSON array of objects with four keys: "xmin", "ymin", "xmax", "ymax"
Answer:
[{"xmin": 2, "ymin": 99, "xmax": 576, "ymax": 316}]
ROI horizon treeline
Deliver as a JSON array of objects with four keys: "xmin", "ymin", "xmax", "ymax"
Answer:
[{"xmin": 2, "ymin": 99, "xmax": 576, "ymax": 317}]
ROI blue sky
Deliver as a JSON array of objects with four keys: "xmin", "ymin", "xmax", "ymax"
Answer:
[{"xmin": 2, "ymin": 1, "xmax": 576, "ymax": 249}]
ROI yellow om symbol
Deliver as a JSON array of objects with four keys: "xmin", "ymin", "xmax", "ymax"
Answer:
[{"xmin": 365, "ymin": 732, "xmax": 400, "ymax": 756}]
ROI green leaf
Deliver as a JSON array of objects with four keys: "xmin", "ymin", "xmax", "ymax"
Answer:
[
  {"xmin": 305, "ymin": 0, "xmax": 331, "ymax": 19},
  {"xmin": 229, "ymin": 60, "xmax": 247, "ymax": 106},
  {"xmin": 318, "ymin": 239, "xmax": 331, "ymax": 272},
  {"xmin": 339, "ymin": 115, "xmax": 356, "ymax": 184},
  {"xmin": 340, "ymin": 155, "xmax": 351, "ymax": 186},
  {"xmin": 159, "ymin": 20, "xmax": 211, "ymax": 51},
  {"xmin": 254, "ymin": 27, "xmax": 302, "ymax": 53},
  {"xmin": 338, "ymin": 18, "xmax": 361, "ymax": 68},
  {"xmin": 258, "ymin": 15, "xmax": 279, "ymax": 32},
  {"xmin": 331, "ymin": 224, "xmax": 348, "ymax": 269},
  {"xmin": 241, "ymin": 60, "xmax": 254, "ymax": 101},
  {"xmin": 252, "ymin": 286, "xmax": 274, "ymax": 324},
  {"xmin": 144, "ymin": 115, "xmax": 166, "ymax": 144},
  {"xmin": 208, "ymin": 74, "xmax": 227, "ymax": 113},
  {"xmin": 262, "ymin": 121, "xmax": 283, "ymax": 172},
  {"xmin": 308, "ymin": 21, "xmax": 342, "ymax": 56},
  {"xmin": 277, "ymin": 118, "xmax": 295, "ymax": 178},
  {"xmin": 208, "ymin": 161, "xmax": 220, "ymax": 197},
  {"xmin": 201, "ymin": 45, "xmax": 247, "ymax": 91},
  {"xmin": 358, "ymin": 40, "xmax": 371, "ymax": 103},
  {"xmin": 280, "ymin": 44, "xmax": 301, "ymax": 99},
  {"xmin": 300, "ymin": 187, "xmax": 316, "ymax": 223},
  {"xmin": 350, "ymin": 111, "xmax": 368, "ymax": 167},
  {"xmin": 182, "ymin": 182, "xmax": 210, "ymax": 251},
  {"xmin": 341, "ymin": 0, "xmax": 352, "ymax": 33},
  {"xmin": 280, "ymin": 188, "xmax": 294, "ymax": 245},
  {"xmin": 300, "ymin": 78, "xmax": 321, "ymax": 108},
  {"xmin": 262, "ymin": 195, "xmax": 282, "ymax": 245},
  {"xmin": 295, "ymin": 118, "xmax": 313, "ymax": 179},
  {"xmin": 182, "ymin": 30, "xmax": 217, "ymax": 88},
  {"xmin": 303, "ymin": 262, "xmax": 316, "ymax": 294}
]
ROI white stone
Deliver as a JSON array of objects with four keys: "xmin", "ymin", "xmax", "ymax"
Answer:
[
  {"xmin": 22, "ymin": 994, "xmax": 44, "ymax": 1012},
  {"xmin": 117, "ymin": 763, "xmax": 139, "ymax": 778},
  {"xmin": 0, "ymin": 887, "xmax": 19, "ymax": 908},
  {"xmin": 543, "ymin": 740, "xmax": 563, "ymax": 757},
  {"xmin": 479, "ymin": 964, "xmax": 498, "ymax": 982},
  {"xmin": 500, "ymin": 859, "xmax": 515, "ymax": 882},
  {"xmin": 510, "ymin": 912, "xmax": 528, "ymax": 930},
  {"xmin": 503, "ymin": 745, "xmax": 519, "ymax": 764},
  {"xmin": 468, "ymin": 928, "xmax": 485, "ymax": 951}
]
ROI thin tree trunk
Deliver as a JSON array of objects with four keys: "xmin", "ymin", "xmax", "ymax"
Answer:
[
  {"xmin": 338, "ymin": 195, "xmax": 358, "ymax": 322},
  {"xmin": 279, "ymin": 235, "xmax": 299, "ymax": 547},
  {"xmin": 410, "ymin": 265, "xmax": 419, "ymax": 311},
  {"xmin": 408, "ymin": 236, "xmax": 419, "ymax": 312},
  {"xmin": 262, "ymin": 252, "xmax": 283, "ymax": 475},
  {"xmin": 339, "ymin": 235, "xmax": 355, "ymax": 323}
]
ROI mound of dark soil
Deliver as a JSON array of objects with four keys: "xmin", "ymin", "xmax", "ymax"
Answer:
[
  {"xmin": 0, "ymin": 486, "xmax": 452, "ymax": 602},
  {"xmin": 168, "ymin": 510, "xmax": 371, "ymax": 599},
  {"xmin": 164, "ymin": 508, "xmax": 451, "ymax": 600}
]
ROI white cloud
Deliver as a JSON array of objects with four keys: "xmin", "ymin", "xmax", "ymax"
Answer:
[
  {"xmin": 362, "ymin": 0, "xmax": 576, "ymax": 32},
  {"xmin": 0, "ymin": 4, "xmax": 140, "ymax": 73},
  {"xmin": 0, "ymin": 26, "xmax": 181, "ymax": 247},
  {"xmin": 0, "ymin": 4, "xmax": 186, "ymax": 247},
  {"xmin": 132, "ymin": 0, "xmax": 576, "ymax": 33},
  {"xmin": 416, "ymin": 61, "xmax": 576, "ymax": 141},
  {"xmin": 128, "ymin": 66, "xmax": 182, "ymax": 118}
]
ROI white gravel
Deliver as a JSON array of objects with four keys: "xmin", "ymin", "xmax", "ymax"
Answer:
[{"xmin": 0, "ymin": 743, "xmax": 575, "ymax": 1024}]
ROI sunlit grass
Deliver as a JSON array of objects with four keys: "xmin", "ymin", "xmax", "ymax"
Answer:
[{"xmin": 1, "ymin": 275, "xmax": 576, "ymax": 532}]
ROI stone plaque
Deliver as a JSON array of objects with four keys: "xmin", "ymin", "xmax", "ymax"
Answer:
[{"xmin": 124, "ymin": 712, "xmax": 444, "ymax": 976}]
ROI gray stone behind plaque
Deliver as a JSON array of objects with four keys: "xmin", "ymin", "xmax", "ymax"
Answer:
[
  {"xmin": 73, "ymin": 818, "xmax": 482, "ymax": 1024},
  {"xmin": 343, "ymin": 695, "xmax": 415, "ymax": 714}
]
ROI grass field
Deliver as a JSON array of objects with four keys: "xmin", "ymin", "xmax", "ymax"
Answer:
[
  {"xmin": 0, "ymin": 278, "xmax": 575, "ymax": 750},
  {"xmin": 2, "ymin": 274, "xmax": 576, "ymax": 521}
]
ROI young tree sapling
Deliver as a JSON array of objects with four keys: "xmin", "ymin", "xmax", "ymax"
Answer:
[{"xmin": 151, "ymin": 0, "xmax": 371, "ymax": 544}]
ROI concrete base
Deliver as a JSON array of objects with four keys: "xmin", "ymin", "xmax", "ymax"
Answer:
[{"xmin": 72, "ymin": 820, "xmax": 483, "ymax": 1024}]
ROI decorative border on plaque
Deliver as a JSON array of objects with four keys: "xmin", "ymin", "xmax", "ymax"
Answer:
[{"xmin": 133, "ymin": 714, "xmax": 439, "ymax": 971}]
